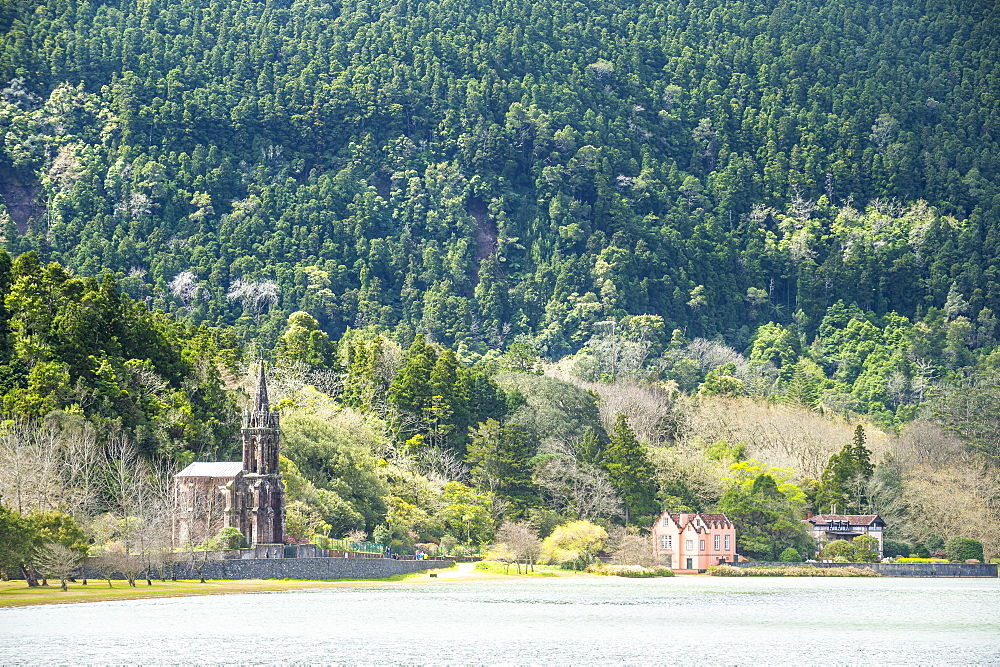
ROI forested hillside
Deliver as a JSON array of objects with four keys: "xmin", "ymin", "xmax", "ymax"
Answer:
[{"xmin": 0, "ymin": 0, "xmax": 997, "ymax": 357}]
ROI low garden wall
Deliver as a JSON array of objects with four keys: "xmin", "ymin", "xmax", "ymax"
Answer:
[
  {"xmin": 71, "ymin": 556, "xmax": 454, "ymax": 581},
  {"xmin": 733, "ymin": 562, "xmax": 998, "ymax": 577}
]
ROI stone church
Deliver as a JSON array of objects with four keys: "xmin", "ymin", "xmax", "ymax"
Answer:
[{"xmin": 172, "ymin": 363, "xmax": 285, "ymax": 547}]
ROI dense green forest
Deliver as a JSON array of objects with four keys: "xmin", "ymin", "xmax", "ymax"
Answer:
[
  {"xmin": 0, "ymin": 0, "xmax": 997, "ymax": 353},
  {"xmin": 1, "ymin": 0, "xmax": 999, "ymax": 572}
]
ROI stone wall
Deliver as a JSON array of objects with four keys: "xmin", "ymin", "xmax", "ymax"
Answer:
[
  {"xmin": 77, "ymin": 556, "xmax": 453, "ymax": 581},
  {"xmin": 732, "ymin": 562, "xmax": 998, "ymax": 577}
]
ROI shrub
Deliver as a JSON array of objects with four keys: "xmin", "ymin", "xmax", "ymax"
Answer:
[
  {"xmin": 819, "ymin": 539, "xmax": 855, "ymax": 560},
  {"xmin": 882, "ymin": 539, "xmax": 911, "ymax": 559},
  {"xmin": 945, "ymin": 537, "xmax": 984, "ymax": 563},
  {"xmin": 586, "ymin": 563, "xmax": 674, "ymax": 577},
  {"xmin": 851, "ymin": 535, "xmax": 880, "ymax": 562},
  {"xmin": 778, "ymin": 548, "xmax": 800, "ymax": 562},
  {"xmin": 203, "ymin": 526, "xmax": 246, "ymax": 550},
  {"xmin": 540, "ymin": 520, "xmax": 607, "ymax": 570}
]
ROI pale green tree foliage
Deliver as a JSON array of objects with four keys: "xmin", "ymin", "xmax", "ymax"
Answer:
[
  {"xmin": 441, "ymin": 481, "xmax": 494, "ymax": 545},
  {"xmin": 280, "ymin": 410, "xmax": 388, "ymax": 532},
  {"xmin": 540, "ymin": 520, "xmax": 607, "ymax": 570},
  {"xmin": 275, "ymin": 311, "xmax": 337, "ymax": 369}
]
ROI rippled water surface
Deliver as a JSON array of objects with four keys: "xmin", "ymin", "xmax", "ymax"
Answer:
[{"xmin": 2, "ymin": 576, "xmax": 998, "ymax": 664}]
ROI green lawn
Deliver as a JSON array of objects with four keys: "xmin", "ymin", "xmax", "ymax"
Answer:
[{"xmin": 0, "ymin": 577, "xmax": 404, "ymax": 608}]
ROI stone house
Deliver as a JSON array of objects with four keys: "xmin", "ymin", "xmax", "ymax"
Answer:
[
  {"xmin": 652, "ymin": 511, "xmax": 737, "ymax": 572},
  {"xmin": 173, "ymin": 363, "xmax": 285, "ymax": 547},
  {"xmin": 805, "ymin": 514, "xmax": 886, "ymax": 555}
]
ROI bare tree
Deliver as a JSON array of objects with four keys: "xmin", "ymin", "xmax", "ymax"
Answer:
[
  {"xmin": 227, "ymin": 278, "xmax": 279, "ymax": 320},
  {"xmin": 679, "ymin": 395, "xmax": 883, "ymax": 479},
  {"xmin": 168, "ymin": 271, "xmax": 204, "ymax": 311},
  {"xmin": 0, "ymin": 419, "xmax": 60, "ymax": 514},
  {"xmin": 533, "ymin": 448, "xmax": 621, "ymax": 522},
  {"xmin": 552, "ymin": 371, "xmax": 677, "ymax": 447},
  {"xmin": 493, "ymin": 521, "xmax": 542, "ymax": 573},
  {"xmin": 100, "ymin": 435, "xmax": 172, "ymax": 586},
  {"xmin": 34, "ymin": 543, "xmax": 82, "ymax": 591},
  {"xmin": 418, "ymin": 447, "xmax": 470, "ymax": 484},
  {"xmin": 0, "ymin": 415, "xmax": 104, "ymax": 517},
  {"xmin": 607, "ymin": 526, "xmax": 657, "ymax": 567}
]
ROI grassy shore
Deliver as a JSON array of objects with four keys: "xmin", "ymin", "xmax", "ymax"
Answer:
[
  {"xmin": 0, "ymin": 563, "xmax": 589, "ymax": 608},
  {"xmin": 0, "ymin": 578, "xmax": 385, "ymax": 608}
]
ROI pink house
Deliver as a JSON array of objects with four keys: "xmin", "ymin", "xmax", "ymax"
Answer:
[{"xmin": 652, "ymin": 512, "xmax": 737, "ymax": 572}]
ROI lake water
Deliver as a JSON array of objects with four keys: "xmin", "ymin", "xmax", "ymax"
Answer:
[{"xmin": 2, "ymin": 576, "xmax": 998, "ymax": 664}]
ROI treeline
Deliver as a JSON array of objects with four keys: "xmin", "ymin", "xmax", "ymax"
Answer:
[
  {"xmin": 0, "ymin": 0, "xmax": 997, "ymax": 353},
  {"xmin": 0, "ymin": 249, "xmax": 242, "ymax": 461}
]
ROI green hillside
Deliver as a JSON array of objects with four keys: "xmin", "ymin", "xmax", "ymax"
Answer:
[{"xmin": 0, "ymin": 0, "xmax": 997, "ymax": 357}]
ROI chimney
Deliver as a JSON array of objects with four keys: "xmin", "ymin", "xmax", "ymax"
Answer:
[{"xmin": 807, "ymin": 512, "xmax": 813, "ymax": 519}]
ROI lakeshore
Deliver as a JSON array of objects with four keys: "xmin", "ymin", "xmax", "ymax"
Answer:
[{"xmin": 0, "ymin": 563, "xmax": 586, "ymax": 608}]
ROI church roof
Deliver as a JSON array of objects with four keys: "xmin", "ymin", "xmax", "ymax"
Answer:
[{"xmin": 175, "ymin": 461, "xmax": 244, "ymax": 478}]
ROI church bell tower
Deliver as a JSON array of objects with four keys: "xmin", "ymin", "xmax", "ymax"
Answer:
[{"xmin": 240, "ymin": 361, "xmax": 285, "ymax": 545}]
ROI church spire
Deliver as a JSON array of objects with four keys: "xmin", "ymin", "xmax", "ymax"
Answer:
[
  {"xmin": 242, "ymin": 361, "xmax": 278, "ymax": 431},
  {"xmin": 254, "ymin": 360, "xmax": 269, "ymax": 411}
]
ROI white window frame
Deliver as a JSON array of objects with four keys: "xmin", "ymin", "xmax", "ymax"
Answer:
[
  {"xmin": 725, "ymin": 535, "xmax": 731, "ymax": 550},
  {"xmin": 714, "ymin": 535, "xmax": 720, "ymax": 550}
]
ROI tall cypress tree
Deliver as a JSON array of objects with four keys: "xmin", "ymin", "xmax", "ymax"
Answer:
[
  {"xmin": 602, "ymin": 414, "xmax": 657, "ymax": 525},
  {"xmin": 817, "ymin": 425, "xmax": 874, "ymax": 514}
]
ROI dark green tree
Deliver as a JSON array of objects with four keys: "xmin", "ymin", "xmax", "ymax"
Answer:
[
  {"xmin": 466, "ymin": 419, "xmax": 536, "ymax": 517},
  {"xmin": 602, "ymin": 414, "xmax": 657, "ymax": 525},
  {"xmin": 816, "ymin": 425, "xmax": 874, "ymax": 514}
]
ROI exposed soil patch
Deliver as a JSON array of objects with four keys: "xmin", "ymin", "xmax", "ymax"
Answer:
[
  {"xmin": 0, "ymin": 165, "xmax": 44, "ymax": 233},
  {"xmin": 467, "ymin": 197, "xmax": 496, "ymax": 261}
]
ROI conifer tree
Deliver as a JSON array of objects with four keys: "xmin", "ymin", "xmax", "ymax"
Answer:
[
  {"xmin": 816, "ymin": 425, "xmax": 874, "ymax": 514},
  {"xmin": 601, "ymin": 414, "xmax": 657, "ymax": 525},
  {"xmin": 466, "ymin": 419, "xmax": 535, "ymax": 517}
]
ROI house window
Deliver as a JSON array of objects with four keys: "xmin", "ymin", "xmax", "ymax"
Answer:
[
  {"xmin": 659, "ymin": 535, "xmax": 672, "ymax": 550},
  {"xmin": 725, "ymin": 535, "xmax": 731, "ymax": 550},
  {"xmin": 663, "ymin": 516, "xmax": 670, "ymax": 527},
  {"xmin": 685, "ymin": 539, "xmax": 693, "ymax": 551},
  {"xmin": 714, "ymin": 535, "xmax": 720, "ymax": 550},
  {"xmin": 699, "ymin": 539, "xmax": 705, "ymax": 551},
  {"xmin": 664, "ymin": 554, "xmax": 672, "ymax": 568}
]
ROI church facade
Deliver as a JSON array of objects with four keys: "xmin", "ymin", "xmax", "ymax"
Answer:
[{"xmin": 172, "ymin": 363, "xmax": 285, "ymax": 547}]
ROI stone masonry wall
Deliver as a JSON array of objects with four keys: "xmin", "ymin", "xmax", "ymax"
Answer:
[
  {"xmin": 78, "ymin": 557, "xmax": 454, "ymax": 581},
  {"xmin": 733, "ymin": 562, "xmax": 998, "ymax": 577}
]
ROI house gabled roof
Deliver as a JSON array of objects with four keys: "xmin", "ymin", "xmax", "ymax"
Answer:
[
  {"xmin": 175, "ymin": 461, "xmax": 244, "ymax": 478},
  {"xmin": 808, "ymin": 514, "xmax": 884, "ymax": 527},
  {"xmin": 661, "ymin": 512, "xmax": 735, "ymax": 531}
]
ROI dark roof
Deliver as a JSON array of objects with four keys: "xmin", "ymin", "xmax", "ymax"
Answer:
[
  {"xmin": 808, "ymin": 514, "xmax": 883, "ymax": 526},
  {"xmin": 664, "ymin": 512, "xmax": 735, "ymax": 530},
  {"xmin": 175, "ymin": 462, "xmax": 244, "ymax": 478}
]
